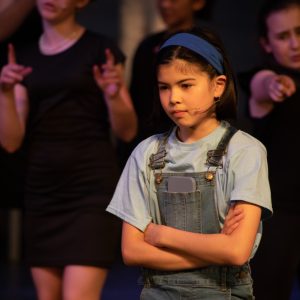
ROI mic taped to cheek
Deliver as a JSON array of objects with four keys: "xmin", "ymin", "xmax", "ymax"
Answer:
[{"xmin": 189, "ymin": 99, "xmax": 220, "ymax": 115}]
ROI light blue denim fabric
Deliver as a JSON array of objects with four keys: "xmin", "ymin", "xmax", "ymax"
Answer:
[{"xmin": 141, "ymin": 127, "xmax": 255, "ymax": 299}]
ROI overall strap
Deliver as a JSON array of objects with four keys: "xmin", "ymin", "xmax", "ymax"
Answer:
[
  {"xmin": 206, "ymin": 124, "xmax": 238, "ymax": 168},
  {"xmin": 148, "ymin": 124, "xmax": 238, "ymax": 183},
  {"xmin": 148, "ymin": 130, "xmax": 170, "ymax": 170},
  {"xmin": 148, "ymin": 129, "xmax": 172, "ymax": 184}
]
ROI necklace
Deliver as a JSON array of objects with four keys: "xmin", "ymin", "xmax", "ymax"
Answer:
[{"xmin": 39, "ymin": 29, "xmax": 82, "ymax": 55}]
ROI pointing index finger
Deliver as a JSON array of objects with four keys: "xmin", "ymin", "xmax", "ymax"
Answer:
[
  {"xmin": 105, "ymin": 48, "xmax": 115, "ymax": 66},
  {"xmin": 8, "ymin": 43, "xmax": 17, "ymax": 64}
]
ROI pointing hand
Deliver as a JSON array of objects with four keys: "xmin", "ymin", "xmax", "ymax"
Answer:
[
  {"xmin": 93, "ymin": 48, "xmax": 123, "ymax": 99},
  {"xmin": 0, "ymin": 44, "xmax": 32, "ymax": 92}
]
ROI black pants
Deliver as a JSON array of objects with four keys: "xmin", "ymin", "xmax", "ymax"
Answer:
[{"xmin": 251, "ymin": 209, "xmax": 300, "ymax": 300}]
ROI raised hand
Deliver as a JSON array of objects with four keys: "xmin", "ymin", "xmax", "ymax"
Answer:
[
  {"xmin": 267, "ymin": 74, "xmax": 296, "ymax": 102},
  {"xmin": 0, "ymin": 44, "xmax": 32, "ymax": 92},
  {"xmin": 93, "ymin": 48, "xmax": 123, "ymax": 99},
  {"xmin": 221, "ymin": 204, "xmax": 244, "ymax": 235}
]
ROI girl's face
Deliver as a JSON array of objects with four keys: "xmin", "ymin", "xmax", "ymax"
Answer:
[
  {"xmin": 262, "ymin": 6, "xmax": 300, "ymax": 71},
  {"xmin": 37, "ymin": 0, "xmax": 88, "ymax": 24},
  {"xmin": 158, "ymin": 59, "xmax": 225, "ymax": 134},
  {"xmin": 157, "ymin": 0, "xmax": 205, "ymax": 30}
]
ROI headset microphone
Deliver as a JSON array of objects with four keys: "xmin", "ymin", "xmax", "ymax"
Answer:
[{"xmin": 189, "ymin": 99, "xmax": 220, "ymax": 114}]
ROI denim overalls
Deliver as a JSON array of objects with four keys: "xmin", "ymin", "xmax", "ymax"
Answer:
[{"xmin": 142, "ymin": 124, "xmax": 254, "ymax": 299}]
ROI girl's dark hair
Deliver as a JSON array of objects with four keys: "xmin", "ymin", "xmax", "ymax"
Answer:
[
  {"xmin": 155, "ymin": 27, "xmax": 237, "ymax": 121},
  {"xmin": 258, "ymin": 0, "xmax": 300, "ymax": 39}
]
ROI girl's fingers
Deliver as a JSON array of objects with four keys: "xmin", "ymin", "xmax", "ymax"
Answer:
[
  {"xmin": 93, "ymin": 65, "xmax": 101, "ymax": 79},
  {"xmin": 232, "ymin": 207, "xmax": 243, "ymax": 215},
  {"xmin": 101, "ymin": 63, "xmax": 120, "ymax": 75},
  {"xmin": 225, "ymin": 222, "xmax": 240, "ymax": 235},
  {"xmin": 21, "ymin": 67, "xmax": 32, "ymax": 76},
  {"xmin": 272, "ymin": 75, "xmax": 296, "ymax": 99},
  {"xmin": 225, "ymin": 214, "xmax": 243, "ymax": 228},
  {"xmin": 5, "ymin": 64, "xmax": 25, "ymax": 72},
  {"xmin": 3, "ymin": 70, "xmax": 23, "ymax": 82},
  {"xmin": 105, "ymin": 48, "xmax": 115, "ymax": 67},
  {"xmin": 5, "ymin": 67, "xmax": 32, "ymax": 81},
  {"xmin": 8, "ymin": 43, "xmax": 17, "ymax": 64},
  {"xmin": 101, "ymin": 78, "xmax": 120, "ymax": 85},
  {"xmin": 222, "ymin": 205, "xmax": 244, "ymax": 235},
  {"xmin": 227, "ymin": 206, "xmax": 243, "ymax": 219},
  {"xmin": 284, "ymin": 79, "xmax": 296, "ymax": 96}
]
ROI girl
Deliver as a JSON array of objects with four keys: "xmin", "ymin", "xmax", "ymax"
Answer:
[
  {"xmin": 118, "ymin": 0, "xmax": 208, "ymax": 169},
  {"xmin": 107, "ymin": 27, "xmax": 272, "ymax": 299},
  {"xmin": 0, "ymin": 0, "xmax": 137, "ymax": 299},
  {"xmin": 239, "ymin": 0, "xmax": 300, "ymax": 299}
]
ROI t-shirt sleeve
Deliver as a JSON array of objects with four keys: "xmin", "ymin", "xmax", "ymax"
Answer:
[
  {"xmin": 106, "ymin": 141, "xmax": 153, "ymax": 231},
  {"xmin": 228, "ymin": 135, "xmax": 273, "ymax": 220}
]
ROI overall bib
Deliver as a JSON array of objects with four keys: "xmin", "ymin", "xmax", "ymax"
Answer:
[{"xmin": 142, "ymin": 124, "xmax": 254, "ymax": 299}]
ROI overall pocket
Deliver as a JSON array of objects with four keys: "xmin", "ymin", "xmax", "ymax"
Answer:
[{"xmin": 158, "ymin": 190, "xmax": 220, "ymax": 234}]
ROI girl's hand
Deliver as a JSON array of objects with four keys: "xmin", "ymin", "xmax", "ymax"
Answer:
[
  {"xmin": 221, "ymin": 204, "xmax": 244, "ymax": 235},
  {"xmin": 144, "ymin": 203, "xmax": 244, "ymax": 248},
  {"xmin": 145, "ymin": 203, "xmax": 245, "ymax": 247},
  {"xmin": 267, "ymin": 74, "xmax": 296, "ymax": 102},
  {"xmin": 144, "ymin": 223, "xmax": 166, "ymax": 247},
  {"xmin": 93, "ymin": 48, "xmax": 123, "ymax": 99},
  {"xmin": 0, "ymin": 44, "xmax": 32, "ymax": 92}
]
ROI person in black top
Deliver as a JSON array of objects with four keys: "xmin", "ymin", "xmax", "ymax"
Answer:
[
  {"xmin": 0, "ymin": 0, "xmax": 42, "ymax": 210},
  {"xmin": 238, "ymin": 1, "xmax": 300, "ymax": 299},
  {"xmin": 0, "ymin": 0, "xmax": 137, "ymax": 299}
]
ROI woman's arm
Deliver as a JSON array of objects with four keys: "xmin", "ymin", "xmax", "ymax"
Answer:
[
  {"xmin": 0, "ymin": 85, "xmax": 29, "ymax": 152},
  {"xmin": 0, "ymin": 44, "xmax": 30, "ymax": 152},
  {"xmin": 0, "ymin": 0, "xmax": 35, "ymax": 42},
  {"xmin": 249, "ymin": 70, "xmax": 296, "ymax": 118},
  {"xmin": 122, "ymin": 221, "xmax": 210, "ymax": 270},
  {"xmin": 144, "ymin": 201, "xmax": 261, "ymax": 266},
  {"xmin": 93, "ymin": 49, "xmax": 137, "ymax": 142}
]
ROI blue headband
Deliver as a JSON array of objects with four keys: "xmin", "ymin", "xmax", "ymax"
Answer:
[{"xmin": 159, "ymin": 33, "xmax": 224, "ymax": 74}]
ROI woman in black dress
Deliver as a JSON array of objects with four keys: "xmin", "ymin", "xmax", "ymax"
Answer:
[{"xmin": 0, "ymin": 0, "xmax": 137, "ymax": 299}]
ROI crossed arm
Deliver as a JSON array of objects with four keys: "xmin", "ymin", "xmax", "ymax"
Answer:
[{"xmin": 122, "ymin": 201, "xmax": 261, "ymax": 270}]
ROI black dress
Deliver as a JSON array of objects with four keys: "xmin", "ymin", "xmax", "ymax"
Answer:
[{"xmin": 17, "ymin": 30, "xmax": 123, "ymax": 267}]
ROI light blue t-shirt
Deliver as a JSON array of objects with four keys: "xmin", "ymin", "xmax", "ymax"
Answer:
[{"xmin": 107, "ymin": 122, "xmax": 273, "ymax": 257}]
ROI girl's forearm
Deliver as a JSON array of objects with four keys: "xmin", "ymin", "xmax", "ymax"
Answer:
[
  {"xmin": 123, "ymin": 240, "xmax": 209, "ymax": 270},
  {"xmin": 0, "ymin": 88, "xmax": 26, "ymax": 152},
  {"xmin": 105, "ymin": 86, "xmax": 137, "ymax": 142},
  {"xmin": 160, "ymin": 228, "xmax": 245, "ymax": 266},
  {"xmin": 122, "ymin": 222, "xmax": 209, "ymax": 270},
  {"xmin": 146, "ymin": 203, "xmax": 261, "ymax": 266}
]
